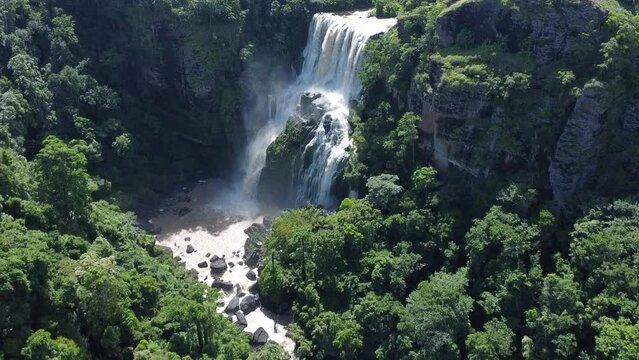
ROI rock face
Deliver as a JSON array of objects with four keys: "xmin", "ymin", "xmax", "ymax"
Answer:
[
  {"xmin": 251, "ymin": 327, "xmax": 269, "ymax": 346},
  {"xmin": 240, "ymin": 294, "xmax": 260, "ymax": 315},
  {"xmin": 436, "ymin": 0, "xmax": 527, "ymax": 49},
  {"xmin": 257, "ymin": 92, "xmax": 333, "ymax": 207},
  {"xmin": 417, "ymin": 65, "xmax": 491, "ymax": 175},
  {"xmin": 549, "ymin": 85, "xmax": 606, "ymax": 208},
  {"xmin": 394, "ymin": 0, "xmax": 614, "ymax": 184},
  {"xmin": 528, "ymin": 0, "xmax": 607, "ymax": 65}
]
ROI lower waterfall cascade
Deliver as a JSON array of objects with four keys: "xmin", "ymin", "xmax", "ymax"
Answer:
[{"xmin": 241, "ymin": 10, "xmax": 396, "ymax": 208}]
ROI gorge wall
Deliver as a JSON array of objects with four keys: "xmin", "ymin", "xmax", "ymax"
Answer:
[{"xmin": 356, "ymin": 0, "xmax": 639, "ymax": 210}]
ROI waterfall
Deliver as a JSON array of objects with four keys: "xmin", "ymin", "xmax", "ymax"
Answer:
[{"xmin": 241, "ymin": 10, "xmax": 396, "ymax": 207}]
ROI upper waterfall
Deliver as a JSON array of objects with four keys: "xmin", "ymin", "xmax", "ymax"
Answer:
[
  {"xmin": 241, "ymin": 11, "xmax": 396, "ymax": 208},
  {"xmin": 298, "ymin": 12, "xmax": 396, "ymax": 100}
]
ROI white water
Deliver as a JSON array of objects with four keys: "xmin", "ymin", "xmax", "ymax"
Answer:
[{"xmin": 241, "ymin": 11, "xmax": 396, "ymax": 207}]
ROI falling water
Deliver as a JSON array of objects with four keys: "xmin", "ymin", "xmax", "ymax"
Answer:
[{"xmin": 241, "ymin": 11, "xmax": 396, "ymax": 207}]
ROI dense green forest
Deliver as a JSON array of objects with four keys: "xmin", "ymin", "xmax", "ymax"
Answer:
[{"xmin": 1, "ymin": 0, "xmax": 638, "ymax": 359}]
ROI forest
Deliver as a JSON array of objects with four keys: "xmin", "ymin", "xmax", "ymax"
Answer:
[{"xmin": 0, "ymin": 0, "xmax": 638, "ymax": 359}]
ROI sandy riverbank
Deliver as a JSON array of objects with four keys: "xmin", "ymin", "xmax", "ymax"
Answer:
[{"xmin": 148, "ymin": 179, "xmax": 295, "ymax": 353}]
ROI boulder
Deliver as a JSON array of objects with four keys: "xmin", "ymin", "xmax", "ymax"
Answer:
[
  {"xmin": 210, "ymin": 256, "xmax": 227, "ymax": 274},
  {"xmin": 205, "ymin": 252, "xmax": 211, "ymax": 257},
  {"xmin": 184, "ymin": 237, "xmax": 191, "ymax": 241},
  {"xmin": 251, "ymin": 327, "xmax": 269, "ymax": 346},
  {"xmin": 244, "ymin": 223, "xmax": 265, "ymax": 237},
  {"xmin": 228, "ymin": 261, "xmax": 235, "ymax": 268},
  {"xmin": 174, "ymin": 256, "xmax": 182, "ymax": 262},
  {"xmin": 235, "ymin": 311, "xmax": 247, "ymax": 328},
  {"xmin": 225, "ymin": 295, "xmax": 240, "ymax": 313},
  {"xmin": 211, "ymin": 279, "xmax": 234, "ymax": 291},
  {"xmin": 246, "ymin": 270, "xmax": 257, "ymax": 281},
  {"xmin": 240, "ymin": 294, "xmax": 260, "ymax": 315},
  {"xmin": 187, "ymin": 269, "xmax": 199, "ymax": 279},
  {"xmin": 248, "ymin": 282, "xmax": 259, "ymax": 294},
  {"xmin": 186, "ymin": 244, "xmax": 195, "ymax": 254},
  {"xmin": 197, "ymin": 261, "xmax": 208, "ymax": 268}
]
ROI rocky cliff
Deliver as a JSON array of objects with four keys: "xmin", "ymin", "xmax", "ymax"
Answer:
[
  {"xmin": 371, "ymin": 0, "xmax": 634, "ymax": 208},
  {"xmin": 549, "ymin": 84, "xmax": 607, "ymax": 208}
]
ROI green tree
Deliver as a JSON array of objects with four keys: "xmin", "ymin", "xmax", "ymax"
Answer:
[
  {"xmin": 21, "ymin": 330, "xmax": 85, "ymax": 360},
  {"xmin": 398, "ymin": 269, "xmax": 474, "ymax": 359},
  {"xmin": 247, "ymin": 342, "xmax": 291, "ymax": 360},
  {"xmin": 34, "ymin": 136, "xmax": 96, "ymax": 229},
  {"xmin": 465, "ymin": 318, "xmax": 515, "ymax": 360},
  {"xmin": 596, "ymin": 317, "xmax": 639, "ymax": 360},
  {"xmin": 365, "ymin": 174, "xmax": 404, "ymax": 213},
  {"xmin": 307, "ymin": 311, "xmax": 363, "ymax": 359}
]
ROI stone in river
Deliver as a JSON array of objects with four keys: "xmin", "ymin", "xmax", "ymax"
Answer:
[
  {"xmin": 240, "ymin": 294, "xmax": 259, "ymax": 315},
  {"xmin": 211, "ymin": 279, "xmax": 234, "ymax": 291},
  {"xmin": 246, "ymin": 270, "xmax": 257, "ymax": 281},
  {"xmin": 206, "ymin": 252, "xmax": 211, "ymax": 257},
  {"xmin": 187, "ymin": 269, "xmax": 198, "ymax": 279},
  {"xmin": 186, "ymin": 244, "xmax": 195, "ymax": 254},
  {"xmin": 235, "ymin": 311, "xmax": 247, "ymax": 328},
  {"xmin": 197, "ymin": 261, "xmax": 208, "ymax": 268},
  {"xmin": 225, "ymin": 295, "xmax": 240, "ymax": 313},
  {"xmin": 251, "ymin": 327, "xmax": 269, "ymax": 346},
  {"xmin": 184, "ymin": 237, "xmax": 191, "ymax": 241},
  {"xmin": 210, "ymin": 256, "xmax": 227, "ymax": 274}
]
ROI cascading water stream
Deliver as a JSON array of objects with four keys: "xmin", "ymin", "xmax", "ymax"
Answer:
[{"xmin": 241, "ymin": 11, "xmax": 396, "ymax": 207}]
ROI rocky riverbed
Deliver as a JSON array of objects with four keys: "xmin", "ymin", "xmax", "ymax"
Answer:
[{"xmin": 146, "ymin": 179, "xmax": 295, "ymax": 353}]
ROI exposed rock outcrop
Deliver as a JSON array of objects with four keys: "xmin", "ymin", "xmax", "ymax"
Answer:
[
  {"xmin": 243, "ymin": 219, "xmax": 272, "ymax": 268},
  {"xmin": 528, "ymin": 0, "xmax": 608, "ymax": 64},
  {"xmin": 257, "ymin": 92, "xmax": 334, "ymax": 207},
  {"xmin": 436, "ymin": 0, "xmax": 527, "ymax": 50},
  {"xmin": 549, "ymin": 85, "xmax": 607, "ymax": 208}
]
